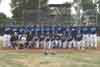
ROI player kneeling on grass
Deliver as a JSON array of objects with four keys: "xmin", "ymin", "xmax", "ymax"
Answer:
[
  {"xmin": 18, "ymin": 34, "xmax": 27, "ymax": 49},
  {"xmin": 34, "ymin": 36, "xmax": 39, "ymax": 48},
  {"xmin": 67, "ymin": 33, "xmax": 73, "ymax": 49},
  {"xmin": 62, "ymin": 35, "xmax": 67, "ymax": 48},
  {"xmin": 26, "ymin": 32, "xmax": 34, "ymax": 48},
  {"xmin": 10, "ymin": 32, "xmax": 18, "ymax": 48},
  {"xmin": 39, "ymin": 34, "xmax": 45, "ymax": 49}
]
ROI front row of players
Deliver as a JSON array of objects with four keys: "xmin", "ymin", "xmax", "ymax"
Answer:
[{"xmin": 3, "ymin": 26, "xmax": 97, "ymax": 51}]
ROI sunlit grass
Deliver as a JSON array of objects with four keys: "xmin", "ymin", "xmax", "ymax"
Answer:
[{"xmin": 0, "ymin": 51, "xmax": 99, "ymax": 67}]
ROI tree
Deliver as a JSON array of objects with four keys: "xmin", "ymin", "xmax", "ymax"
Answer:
[
  {"xmin": 81, "ymin": 0, "xmax": 96, "ymax": 10},
  {"xmin": 97, "ymin": 0, "xmax": 100, "ymax": 26},
  {"xmin": 0, "ymin": 13, "xmax": 10, "ymax": 24},
  {"xmin": 11, "ymin": 0, "xmax": 48, "ymax": 23}
]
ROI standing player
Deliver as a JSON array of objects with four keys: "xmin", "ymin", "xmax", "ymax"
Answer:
[
  {"xmin": 33, "ymin": 25, "xmax": 39, "ymax": 48},
  {"xmin": 64, "ymin": 27, "xmax": 70, "ymax": 48},
  {"xmin": 67, "ymin": 27, "xmax": 73, "ymax": 49},
  {"xmin": 89, "ymin": 26, "xmax": 97, "ymax": 48},
  {"xmin": 3, "ymin": 27, "xmax": 12, "ymax": 48},
  {"xmin": 71, "ymin": 27, "xmax": 77, "ymax": 48},
  {"xmin": 82, "ymin": 26, "xmax": 89, "ymax": 48},
  {"xmin": 75, "ymin": 27, "xmax": 83, "ymax": 49}
]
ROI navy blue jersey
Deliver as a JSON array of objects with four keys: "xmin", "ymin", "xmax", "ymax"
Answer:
[
  {"xmin": 12, "ymin": 27, "xmax": 18, "ymax": 32},
  {"xmin": 4, "ymin": 27, "xmax": 12, "ymax": 34},
  {"xmin": 71, "ymin": 27, "xmax": 77, "ymax": 38},
  {"xmin": 82, "ymin": 27, "xmax": 89, "ymax": 34},
  {"xmin": 57, "ymin": 26, "xmax": 63, "ymax": 33},
  {"xmin": 90, "ymin": 27, "xmax": 96, "ymax": 34},
  {"xmin": 75, "ymin": 33, "xmax": 83, "ymax": 41},
  {"xmin": 65, "ymin": 27, "xmax": 70, "ymax": 37},
  {"xmin": 19, "ymin": 28, "xmax": 24, "ymax": 34},
  {"xmin": 36, "ymin": 27, "xmax": 41, "ymax": 33},
  {"xmin": 31, "ymin": 28, "xmax": 35, "ymax": 34},
  {"xmin": 67, "ymin": 33, "xmax": 73, "ymax": 41},
  {"xmin": 43, "ymin": 26, "xmax": 49, "ymax": 34},
  {"xmin": 51, "ymin": 27, "xmax": 55, "ymax": 33},
  {"xmin": 48, "ymin": 26, "xmax": 52, "ymax": 34},
  {"xmin": 24, "ymin": 28, "xmax": 30, "ymax": 34},
  {"xmin": 40, "ymin": 26, "xmax": 45, "ymax": 35}
]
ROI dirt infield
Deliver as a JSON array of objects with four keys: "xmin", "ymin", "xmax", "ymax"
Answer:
[
  {"xmin": 0, "ymin": 43, "xmax": 100, "ymax": 53},
  {"xmin": 0, "ymin": 48, "xmax": 100, "ymax": 53}
]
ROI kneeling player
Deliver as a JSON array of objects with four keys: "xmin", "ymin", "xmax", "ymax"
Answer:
[{"xmin": 67, "ymin": 33, "xmax": 73, "ymax": 49}]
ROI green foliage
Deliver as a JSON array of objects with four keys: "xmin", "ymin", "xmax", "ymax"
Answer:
[
  {"xmin": 0, "ymin": 13, "xmax": 9, "ymax": 24},
  {"xmin": 11, "ymin": 0, "xmax": 48, "ymax": 22},
  {"xmin": 81, "ymin": 0, "xmax": 96, "ymax": 10},
  {"xmin": 97, "ymin": 13, "xmax": 100, "ymax": 26}
]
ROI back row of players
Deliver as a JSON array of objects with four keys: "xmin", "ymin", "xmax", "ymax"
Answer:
[{"xmin": 3, "ymin": 25, "xmax": 97, "ymax": 49}]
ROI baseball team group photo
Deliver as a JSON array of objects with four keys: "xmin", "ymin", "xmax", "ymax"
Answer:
[{"xmin": 0, "ymin": 0, "xmax": 100, "ymax": 67}]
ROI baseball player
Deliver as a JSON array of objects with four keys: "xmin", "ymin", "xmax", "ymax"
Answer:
[
  {"xmin": 3, "ymin": 27, "xmax": 12, "ymax": 48},
  {"xmin": 44, "ymin": 34, "xmax": 56, "ymax": 55},
  {"xmin": 89, "ymin": 26, "xmax": 97, "ymax": 48},
  {"xmin": 39, "ymin": 34, "xmax": 45, "ymax": 48},
  {"xmin": 34, "ymin": 35, "xmax": 40, "ymax": 48},
  {"xmin": 71, "ymin": 27, "xmax": 77, "ymax": 48},
  {"xmin": 10, "ymin": 32, "xmax": 18, "ymax": 48},
  {"xmin": 64, "ymin": 27, "xmax": 70, "ymax": 48},
  {"xmin": 75, "ymin": 27, "xmax": 83, "ymax": 49},
  {"xmin": 67, "ymin": 30, "xmax": 73, "ymax": 49},
  {"xmin": 62, "ymin": 34, "xmax": 67, "ymax": 48},
  {"xmin": 43, "ymin": 35, "xmax": 49, "ymax": 55},
  {"xmin": 82, "ymin": 26, "xmax": 90, "ymax": 48},
  {"xmin": 26, "ymin": 31, "xmax": 34, "ymax": 48}
]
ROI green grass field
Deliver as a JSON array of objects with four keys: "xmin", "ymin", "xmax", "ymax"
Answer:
[
  {"xmin": 0, "ymin": 39, "xmax": 99, "ymax": 67},
  {"xmin": 0, "ymin": 50, "xmax": 100, "ymax": 67}
]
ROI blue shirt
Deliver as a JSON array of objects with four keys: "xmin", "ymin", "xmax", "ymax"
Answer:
[
  {"xmin": 90, "ymin": 27, "xmax": 96, "ymax": 34},
  {"xmin": 65, "ymin": 27, "xmax": 70, "ymax": 37},
  {"xmin": 82, "ymin": 27, "xmax": 89, "ymax": 34},
  {"xmin": 71, "ymin": 27, "xmax": 77, "ymax": 38},
  {"xmin": 4, "ymin": 27, "xmax": 12, "ymax": 34},
  {"xmin": 19, "ymin": 28, "xmax": 24, "ymax": 34},
  {"xmin": 67, "ymin": 33, "xmax": 73, "ymax": 41},
  {"xmin": 75, "ymin": 33, "xmax": 83, "ymax": 41}
]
